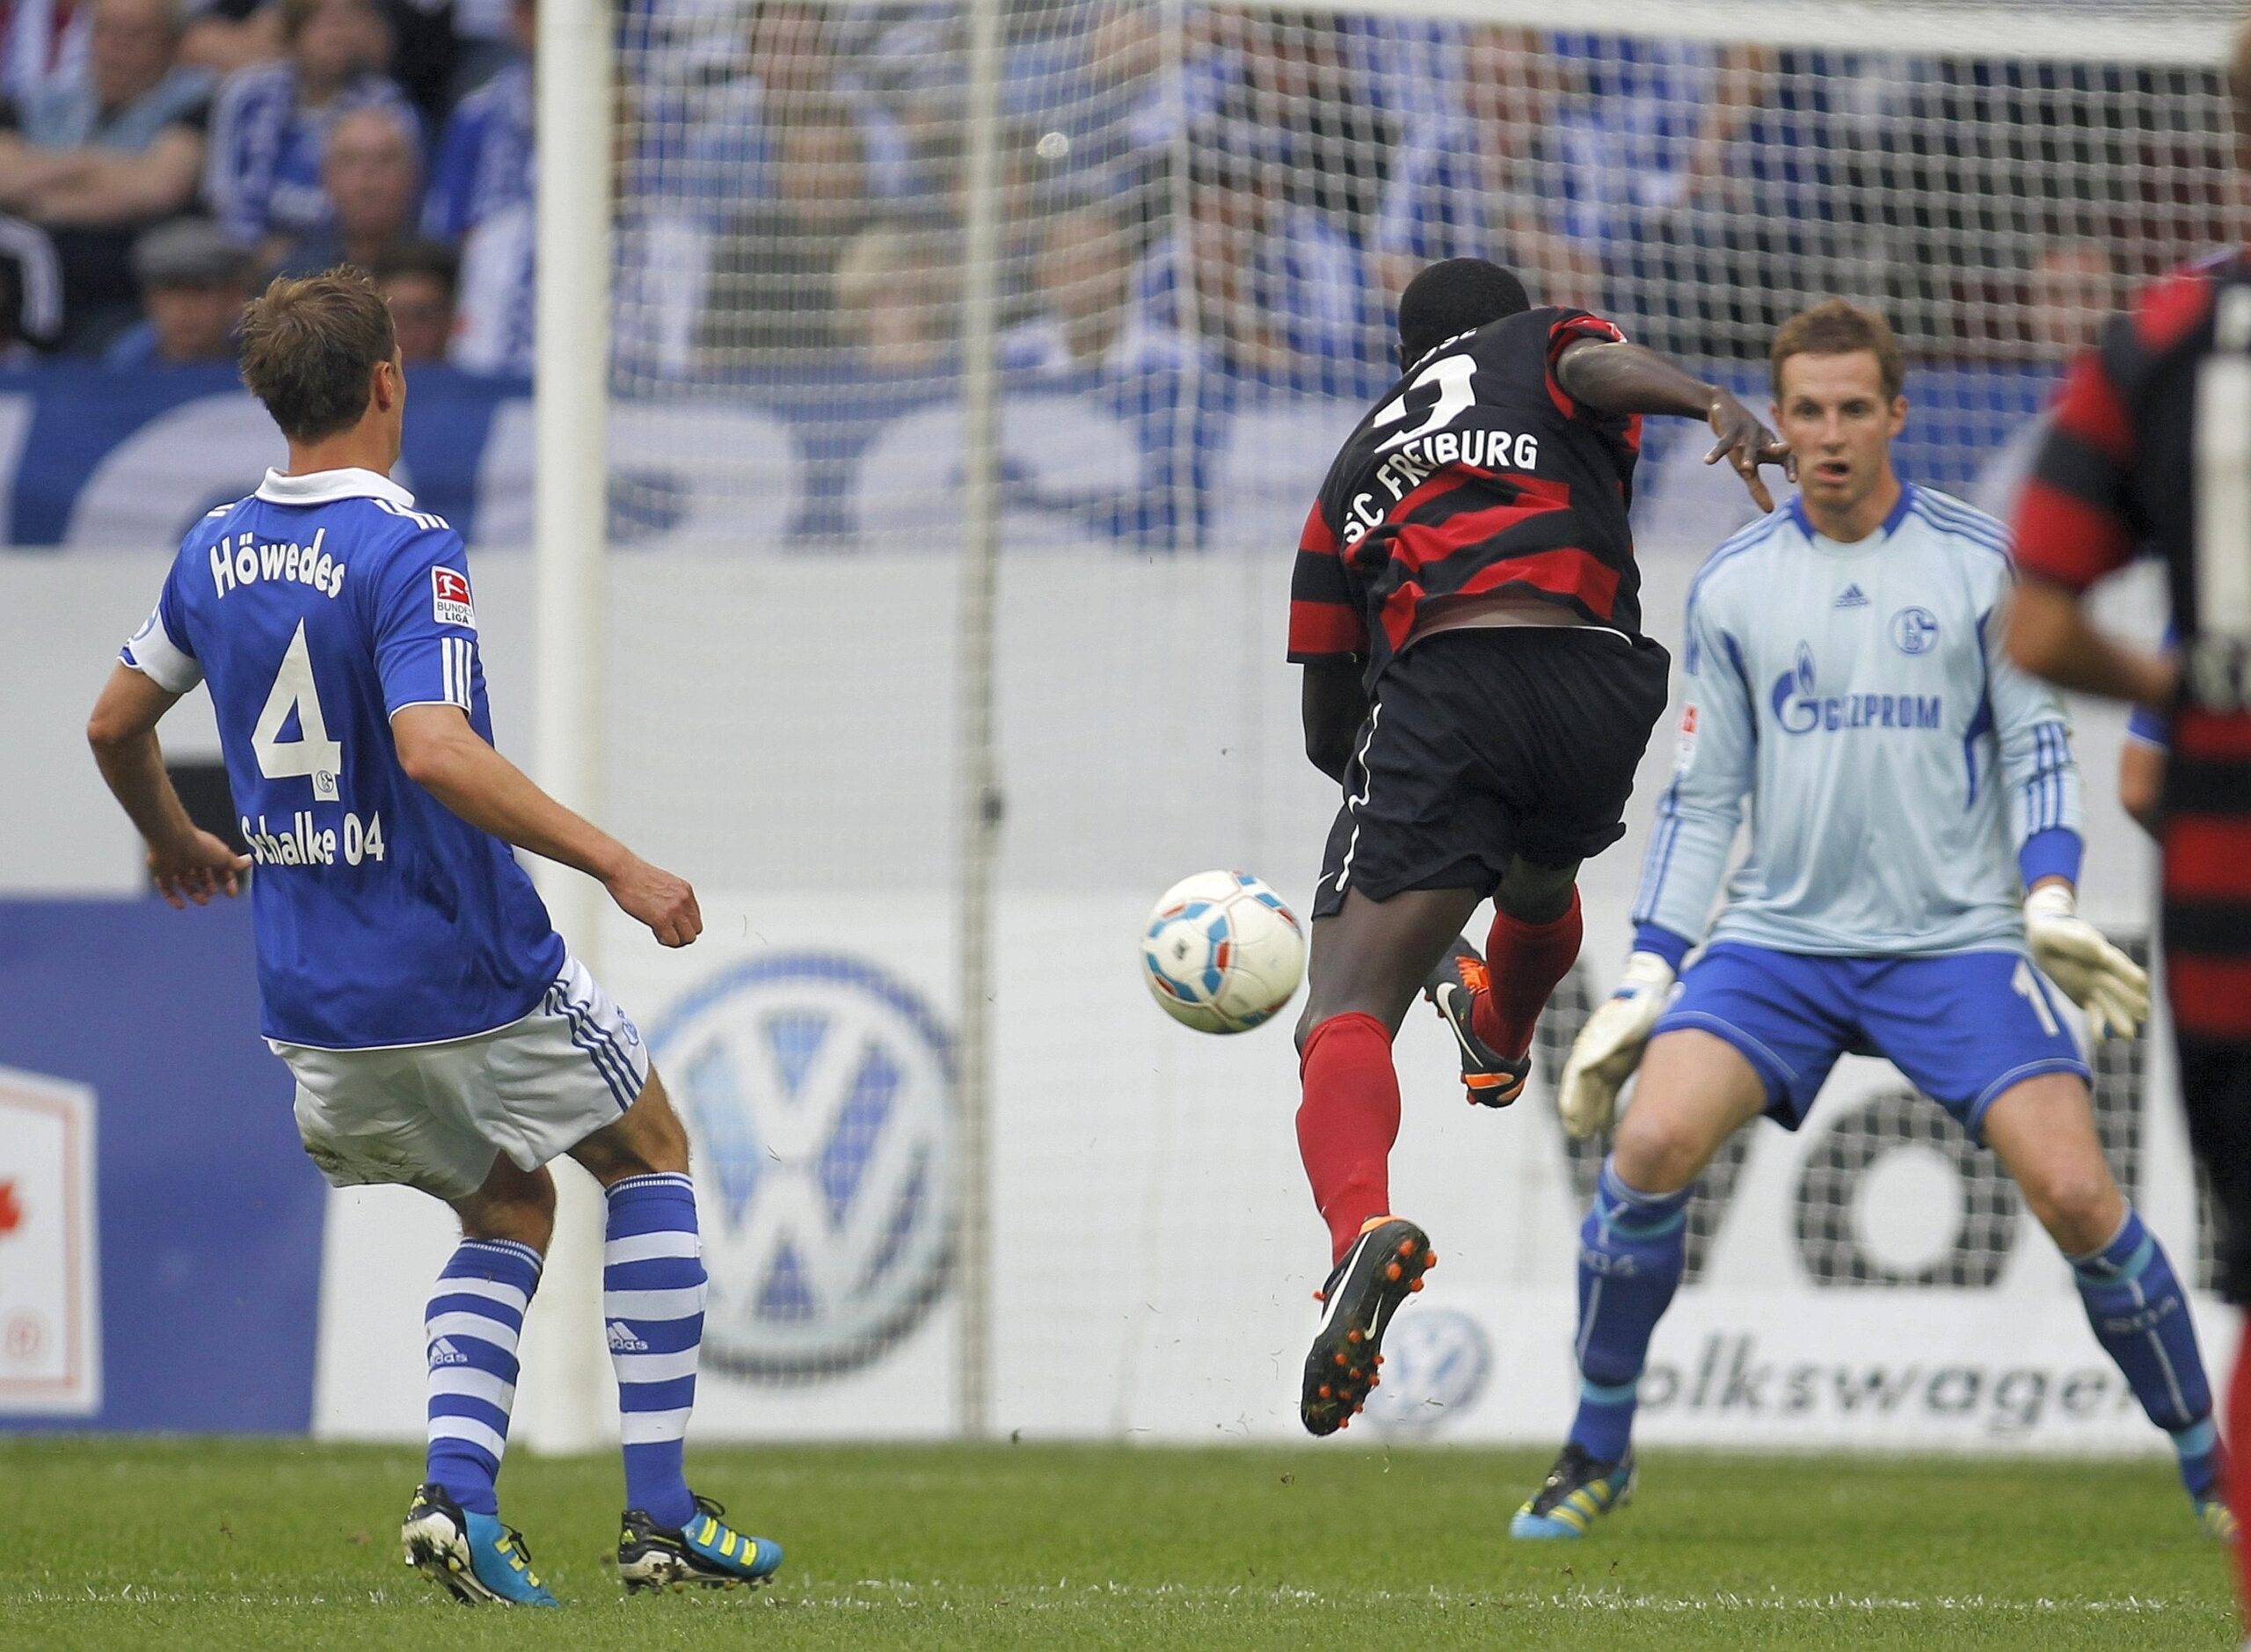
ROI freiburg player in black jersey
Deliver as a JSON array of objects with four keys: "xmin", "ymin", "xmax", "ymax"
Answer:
[
  {"xmin": 1286, "ymin": 258, "xmax": 1788, "ymax": 1435},
  {"xmin": 2006, "ymin": 18, "xmax": 2251, "ymax": 1619}
]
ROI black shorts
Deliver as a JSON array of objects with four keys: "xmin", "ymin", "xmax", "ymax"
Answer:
[
  {"xmin": 1312, "ymin": 627, "xmax": 1670, "ymax": 920},
  {"xmin": 2176, "ymin": 1030, "xmax": 2251, "ymax": 1303}
]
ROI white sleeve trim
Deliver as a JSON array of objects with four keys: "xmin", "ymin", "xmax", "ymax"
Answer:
[{"xmin": 120, "ymin": 608, "xmax": 201, "ymax": 694}]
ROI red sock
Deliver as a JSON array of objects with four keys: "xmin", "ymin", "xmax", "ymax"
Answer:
[
  {"xmin": 2231, "ymin": 1328, "xmax": 2251, "ymax": 1627},
  {"xmin": 1296, "ymin": 1012, "xmax": 1401, "ymax": 1265},
  {"xmin": 1469, "ymin": 886, "xmax": 1584, "ymax": 1062}
]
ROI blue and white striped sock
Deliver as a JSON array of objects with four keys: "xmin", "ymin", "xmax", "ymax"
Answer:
[
  {"xmin": 425, "ymin": 1238, "xmax": 542, "ymax": 1517},
  {"xmin": 604, "ymin": 1171, "xmax": 703, "ymax": 1532}
]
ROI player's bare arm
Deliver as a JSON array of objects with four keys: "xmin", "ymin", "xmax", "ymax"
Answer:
[
  {"xmin": 86, "ymin": 662, "xmax": 250, "ymax": 908},
  {"xmin": 1300, "ymin": 659, "xmax": 1367, "ymax": 782},
  {"xmin": 1555, "ymin": 338, "xmax": 1793, "ymax": 510},
  {"xmin": 390, "ymin": 703, "xmax": 703, "ymax": 948},
  {"xmin": 2006, "ymin": 578, "xmax": 2179, "ymax": 710}
]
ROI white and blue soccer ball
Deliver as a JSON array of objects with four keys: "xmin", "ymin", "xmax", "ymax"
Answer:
[{"xmin": 1141, "ymin": 870, "xmax": 1306, "ymax": 1034}]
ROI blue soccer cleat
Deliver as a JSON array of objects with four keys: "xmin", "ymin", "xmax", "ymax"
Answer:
[
  {"xmin": 1510, "ymin": 1444, "xmax": 1635, "ymax": 1539},
  {"xmin": 400, "ymin": 1481, "xmax": 558, "ymax": 1606},
  {"xmin": 616, "ymin": 1495, "xmax": 784, "ymax": 1592}
]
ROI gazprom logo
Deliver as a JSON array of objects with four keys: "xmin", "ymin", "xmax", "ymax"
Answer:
[
  {"xmin": 648, "ymin": 952, "xmax": 957, "ymax": 1381},
  {"xmin": 1771, "ymin": 644, "xmax": 1941, "ymax": 736},
  {"xmin": 1773, "ymin": 644, "xmax": 1822, "ymax": 733}
]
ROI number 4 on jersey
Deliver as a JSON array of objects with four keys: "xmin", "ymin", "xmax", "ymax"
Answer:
[{"xmin": 252, "ymin": 619, "xmax": 342, "ymax": 801}]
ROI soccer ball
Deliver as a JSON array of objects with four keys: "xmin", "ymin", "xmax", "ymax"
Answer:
[{"xmin": 1141, "ymin": 870, "xmax": 1306, "ymax": 1034}]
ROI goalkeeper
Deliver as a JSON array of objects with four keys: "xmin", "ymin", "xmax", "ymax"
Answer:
[{"xmin": 1508, "ymin": 299, "xmax": 2224, "ymax": 1541}]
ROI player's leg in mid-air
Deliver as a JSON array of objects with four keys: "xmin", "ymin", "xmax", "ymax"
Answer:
[
  {"xmin": 1875, "ymin": 954, "xmax": 2227, "ymax": 1538},
  {"xmin": 1292, "ymin": 883, "xmax": 1475, "ymax": 1434},
  {"xmin": 1424, "ymin": 853, "xmax": 1586, "ymax": 1106},
  {"xmin": 565, "ymin": 1070, "xmax": 786, "ymax": 1592},
  {"xmin": 1512, "ymin": 1022, "xmax": 1773, "ymax": 1538}
]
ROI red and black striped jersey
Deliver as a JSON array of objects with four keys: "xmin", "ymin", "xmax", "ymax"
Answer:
[
  {"xmin": 2014, "ymin": 251, "xmax": 2251, "ymax": 1038},
  {"xmin": 1287, "ymin": 307, "xmax": 1643, "ymax": 678}
]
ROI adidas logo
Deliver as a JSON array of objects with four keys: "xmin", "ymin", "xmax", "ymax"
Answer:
[
  {"xmin": 607, "ymin": 1321, "xmax": 649, "ymax": 1352},
  {"xmin": 427, "ymin": 1336, "xmax": 470, "ymax": 1367},
  {"xmin": 1835, "ymin": 584, "xmax": 1869, "ymax": 608}
]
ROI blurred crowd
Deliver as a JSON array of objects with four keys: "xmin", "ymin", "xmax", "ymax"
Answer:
[
  {"xmin": 0, "ymin": 0, "xmax": 2227, "ymax": 384},
  {"xmin": 0, "ymin": 0, "xmax": 527, "ymax": 368}
]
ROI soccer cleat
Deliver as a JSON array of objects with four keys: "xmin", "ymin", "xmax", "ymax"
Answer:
[
  {"xmin": 617, "ymin": 1496, "xmax": 784, "ymax": 1592},
  {"xmin": 1509, "ymin": 1443, "xmax": 1635, "ymax": 1539},
  {"xmin": 1424, "ymin": 939, "xmax": 1531, "ymax": 1107},
  {"xmin": 400, "ymin": 1481, "xmax": 557, "ymax": 1606},
  {"xmin": 2195, "ymin": 1491, "xmax": 2239, "ymax": 1542},
  {"xmin": 1300, "ymin": 1216, "xmax": 1436, "ymax": 1437}
]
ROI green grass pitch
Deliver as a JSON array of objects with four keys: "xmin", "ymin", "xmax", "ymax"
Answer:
[{"xmin": 0, "ymin": 1437, "xmax": 2233, "ymax": 1649}]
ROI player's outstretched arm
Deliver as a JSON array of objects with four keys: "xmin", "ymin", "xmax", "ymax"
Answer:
[
  {"xmin": 1555, "ymin": 338, "xmax": 1793, "ymax": 511},
  {"xmin": 390, "ymin": 704, "xmax": 703, "ymax": 948},
  {"xmin": 86, "ymin": 664, "xmax": 251, "ymax": 909}
]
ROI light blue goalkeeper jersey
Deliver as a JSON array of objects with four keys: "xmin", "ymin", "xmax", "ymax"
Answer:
[{"xmin": 1631, "ymin": 485, "xmax": 2083, "ymax": 964}]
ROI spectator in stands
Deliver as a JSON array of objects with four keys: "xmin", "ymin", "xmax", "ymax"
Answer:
[
  {"xmin": 3, "ymin": 0, "xmax": 93, "ymax": 106},
  {"xmin": 277, "ymin": 98, "xmax": 415, "ymax": 273},
  {"xmin": 1133, "ymin": 111, "xmax": 1373, "ymax": 388},
  {"xmin": 1969, "ymin": 237, "xmax": 2124, "ymax": 519},
  {"xmin": 425, "ymin": 0, "xmax": 526, "ymax": 373},
  {"xmin": 1548, "ymin": 33, "xmax": 1781, "ymax": 353},
  {"xmin": 371, "ymin": 233, "xmax": 451, "ymax": 360},
  {"xmin": 104, "ymin": 213, "xmax": 251, "ymax": 361},
  {"xmin": 204, "ymin": 0, "xmax": 409, "ymax": 262},
  {"xmin": 0, "ymin": 0, "xmax": 211, "ymax": 346},
  {"xmin": 1371, "ymin": 26, "xmax": 1599, "ymax": 312},
  {"xmin": 2025, "ymin": 236, "xmax": 2117, "ymax": 359},
  {"xmin": 1002, "ymin": 201, "xmax": 1189, "ymax": 381},
  {"xmin": 704, "ymin": 93, "xmax": 867, "ymax": 366},
  {"xmin": 833, "ymin": 219, "xmax": 952, "ymax": 376},
  {"xmin": 184, "ymin": 0, "xmax": 499, "ymax": 110}
]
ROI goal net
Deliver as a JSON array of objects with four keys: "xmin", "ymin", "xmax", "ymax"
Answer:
[{"xmin": 580, "ymin": 0, "xmax": 2223, "ymax": 1445}]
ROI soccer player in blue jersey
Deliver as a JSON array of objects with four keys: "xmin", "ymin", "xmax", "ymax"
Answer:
[
  {"xmin": 84, "ymin": 270, "xmax": 782, "ymax": 1605},
  {"xmin": 1501, "ymin": 299, "xmax": 2226, "ymax": 1540}
]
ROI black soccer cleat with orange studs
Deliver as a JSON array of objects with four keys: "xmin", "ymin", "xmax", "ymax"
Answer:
[
  {"xmin": 1424, "ymin": 939, "xmax": 1531, "ymax": 1108},
  {"xmin": 1300, "ymin": 1216, "xmax": 1437, "ymax": 1436}
]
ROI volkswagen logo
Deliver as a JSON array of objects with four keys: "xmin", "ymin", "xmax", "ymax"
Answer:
[
  {"xmin": 647, "ymin": 952, "xmax": 957, "ymax": 1381},
  {"xmin": 1361, "ymin": 1308, "xmax": 1492, "ymax": 1432}
]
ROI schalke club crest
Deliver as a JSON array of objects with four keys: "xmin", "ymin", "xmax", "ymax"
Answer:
[{"xmin": 648, "ymin": 952, "xmax": 958, "ymax": 1380}]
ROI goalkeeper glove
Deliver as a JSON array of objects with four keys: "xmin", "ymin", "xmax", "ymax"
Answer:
[
  {"xmin": 1556, "ymin": 950, "xmax": 1677, "ymax": 1140},
  {"xmin": 2023, "ymin": 883, "xmax": 2148, "ymax": 1043}
]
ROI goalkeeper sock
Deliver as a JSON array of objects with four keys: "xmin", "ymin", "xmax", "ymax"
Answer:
[
  {"xmin": 1296, "ymin": 1012, "xmax": 1401, "ymax": 1266},
  {"xmin": 1568, "ymin": 1157, "xmax": 1690, "ymax": 1464},
  {"xmin": 1471, "ymin": 887, "xmax": 1582, "ymax": 1062},
  {"xmin": 604, "ymin": 1172, "xmax": 705, "ymax": 1532},
  {"xmin": 2068, "ymin": 1207, "xmax": 2214, "ymax": 1491},
  {"xmin": 424, "ymin": 1238, "xmax": 541, "ymax": 1517}
]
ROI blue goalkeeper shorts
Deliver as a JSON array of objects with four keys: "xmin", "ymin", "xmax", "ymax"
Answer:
[{"xmin": 1650, "ymin": 943, "xmax": 2090, "ymax": 1143}]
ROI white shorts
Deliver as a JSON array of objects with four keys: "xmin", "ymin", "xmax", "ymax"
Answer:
[{"xmin": 273, "ymin": 954, "xmax": 650, "ymax": 1202}]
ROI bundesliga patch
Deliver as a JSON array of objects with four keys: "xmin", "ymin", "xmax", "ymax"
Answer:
[
  {"xmin": 1675, "ymin": 703, "xmax": 1699, "ymax": 772},
  {"xmin": 432, "ymin": 567, "xmax": 477, "ymax": 630}
]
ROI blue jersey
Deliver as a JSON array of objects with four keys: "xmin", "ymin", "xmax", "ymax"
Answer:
[
  {"xmin": 121, "ymin": 467, "xmax": 563, "ymax": 1048},
  {"xmin": 1631, "ymin": 486, "xmax": 2084, "ymax": 962}
]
